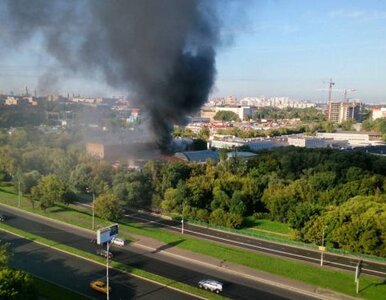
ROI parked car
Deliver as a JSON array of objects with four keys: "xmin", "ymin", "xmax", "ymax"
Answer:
[
  {"xmin": 90, "ymin": 280, "xmax": 111, "ymax": 294},
  {"xmin": 112, "ymin": 238, "xmax": 125, "ymax": 246},
  {"xmin": 0, "ymin": 215, "xmax": 7, "ymax": 222},
  {"xmin": 198, "ymin": 279, "xmax": 223, "ymax": 293},
  {"xmin": 96, "ymin": 249, "xmax": 113, "ymax": 258}
]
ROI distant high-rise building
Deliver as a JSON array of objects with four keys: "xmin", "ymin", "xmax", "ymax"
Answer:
[
  {"xmin": 326, "ymin": 101, "xmax": 362, "ymax": 123},
  {"xmin": 225, "ymin": 96, "xmax": 237, "ymax": 106}
]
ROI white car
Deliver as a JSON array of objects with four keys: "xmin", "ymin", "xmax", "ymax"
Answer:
[
  {"xmin": 112, "ymin": 238, "xmax": 126, "ymax": 246},
  {"xmin": 198, "ymin": 279, "xmax": 223, "ymax": 293},
  {"xmin": 96, "ymin": 249, "xmax": 113, "ymax": 258}
]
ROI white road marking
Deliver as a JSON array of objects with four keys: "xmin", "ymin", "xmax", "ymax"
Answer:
[{"xmin": 125, "ymin": 213, "xmax": 386, "ymax": 277}]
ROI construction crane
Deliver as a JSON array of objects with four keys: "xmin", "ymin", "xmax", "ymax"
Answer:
[
  {"xmin": 343, "ymin": 89, "xmax": 357, "ymax": 102},
  {"xmin": 328, "ymin": 78, "xmax": 335, "ymax": 104},
  {"xmin": 317, "ymin": 80, "xmax": 358, "ymax": 122},
  {"xmin": 317, "ymin": 83, "xmax": 357, "ymax": 102}
]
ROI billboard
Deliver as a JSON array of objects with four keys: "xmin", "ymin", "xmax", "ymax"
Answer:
[{"xmin": 97, "ymin": 224, "xmax": 119, "ymax": 245}]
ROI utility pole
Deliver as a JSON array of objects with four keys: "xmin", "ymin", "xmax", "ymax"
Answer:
[
  {"xmin": 181, "ymin": 201, "xmax": 185, "ymax": 234},
  {"xmin": 106, "ymin": 241, "xmax": 110, "ymax": 300},
  {"xmin": 355, "ymin": 260, "xmax": 362, "ymax": 294},
  {"xmin": 92, "ymin": 192, "xmax": 95, "ymax": 230},
  {"xmin": 86, "ymin": 187, "xmax": 96, "ymax": 230},
  {"xmin": 18, "ymin": 179, "xmax": 21, "ymax": 207},
  {"xmin": 320, "ymin": 226, "xmax": 327, "ymax": 266}
]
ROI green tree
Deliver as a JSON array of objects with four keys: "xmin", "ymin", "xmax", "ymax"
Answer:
[
  {"xmin": 209, "ymin": 208, "xmax": 227, "ymax": 226},
  {"xmin": 94, "ymin": 192, "xmax": 123, "ymax": 221},
  {"xmin": 160, "ymin": 188, "xmax": 178, "ymax": 212},
  {"xmin": 302, "ymin": 196, "xmax": 386, "ymax": 256},
  {"xmin": 0, "ymin": 269, "xmax": 37, "ymax": 300},
  {"xmin": 20, "ymin": 171, "xmax": 41, "ymax": 194},
  {"xmin": 229, "ymin": 191, "xmax": 247, "ymax": 216},
  {"xmin": 197, "ymin": 127, "xmax": 210, "ymax": 141},
  {"xmin": 30, "ymin": 174, "xmax": 66, "ymax": 210},
  {"xmin": 0, "ymin": 244, "xmax": 37, "ymax": 300},
  {"xmin": 213, "ymin": 111, "xmax": 240, "ymax": 122},
  {"xmin": 340, "ymin": 119, "xmax": 355, "ymax": 131}
]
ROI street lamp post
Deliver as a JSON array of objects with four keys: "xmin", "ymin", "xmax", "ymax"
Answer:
[
  {"xmin": 181, "ymin": 203, "xmax": 184, "ymax": 235},
  {"xmin": 86, "ymin": 187, "xmax": 96, "ymax": 230},
  {"xmin": 17, "ymin": 178, "xmax": 21, "ymax": 207},
  {"xmin": 181, "ymin": 201, "xmax": 186, "ymax": 234},
  {"xmin": 92, "ymin": 192, "xmax": 95, "ymax": 230},
  {"xmin": 11, "ymin": 173, "xmax": 22, "ymax": 207},
  {"xmin": 320, "ymin": 225, "xmax": 327, "ymax": 266},
  {"xmin": 106, "ymin": 241, "xmax": 110, "ymax": 300}
]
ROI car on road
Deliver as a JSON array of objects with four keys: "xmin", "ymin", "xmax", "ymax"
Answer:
[
  {"xmin": 198, "ymin": 279, "xmax": 223, "ymax": 293},
  {"xmin": 90, "ymin": 280, "xmax": 111, "ymax": 294},
  {"xmin": 96, "ymin": 249, "xmax": 113, "ymax": 258},
  {"xmin": 112, "ymin": 238, "xmax": 126, "ymax": 246},
  {"xmin": 0, "ymin": 214, "xmax": 7, "ymax": 222}
]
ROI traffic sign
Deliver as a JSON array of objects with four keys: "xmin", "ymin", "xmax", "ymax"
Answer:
[{"xmin": 97, "ymin": 224, "xmax": 119, "ymax": 245}]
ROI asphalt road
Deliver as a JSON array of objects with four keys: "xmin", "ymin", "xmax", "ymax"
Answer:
[
  {"xmin": 124, "ymin": 210, "xmax": 386, "ymax": 278},
  {"xmin": 0, "ymin": 204, "xmax": 317, "ymax": 300},
  {"xmin": 0, "ymin": 231, "xmax": 197, "ymax": 300}
]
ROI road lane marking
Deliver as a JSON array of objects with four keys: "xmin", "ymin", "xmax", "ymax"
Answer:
[{"xmin": 125, "ymin": 214, "xmax": 386, "ymax": 277}]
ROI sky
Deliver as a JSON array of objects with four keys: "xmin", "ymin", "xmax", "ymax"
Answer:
[{"xmin": 0, "ymin": 0, "xmax": 386, "ymax": 103}]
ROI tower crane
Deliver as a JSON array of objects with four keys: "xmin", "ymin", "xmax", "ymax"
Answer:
[{"xmin": 343, "ymin": 89, "xmax": 357, "ymax": 102}]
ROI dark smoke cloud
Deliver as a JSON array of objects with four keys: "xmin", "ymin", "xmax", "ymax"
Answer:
[{"xmin": 2, "ymin": 0, "xmax": 224, "ymax": 152}]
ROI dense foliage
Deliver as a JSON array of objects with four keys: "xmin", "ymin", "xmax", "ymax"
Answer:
[
  {"xmin": 142, "ymin": 147, "xmax": 386, "ymax": 256},
  {"xmin": 213, "ymin": 111, "xmax": 240, "ymax": 122},
  {"xmin": 362, "ymin": 117, "xmax": 386, "ymax": 141},
  {"xmin": 0, "ymin": 244, "xmax": 37, "ymax": 300},
  {"xmin": 1, "ymin": 126, "xmax": 386, "ymax": 256},
  {"xmin": 253, "ymin": 107, "xmax": 325, "ymax": 122}
]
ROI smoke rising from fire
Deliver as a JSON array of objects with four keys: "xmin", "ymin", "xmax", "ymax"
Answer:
[{"xmin": 3, "ymin": 0, "xmax": 224, "ymax": 152}]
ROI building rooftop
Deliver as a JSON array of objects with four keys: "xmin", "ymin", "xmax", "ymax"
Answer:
[{"xmin": 174, "ymin": 150, "xmax": 219, "ymax": 163}]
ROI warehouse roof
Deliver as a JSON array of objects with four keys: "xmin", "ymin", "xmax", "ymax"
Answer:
[{"xmin": 174, "ymin": 150, "xmax": 219, "ymax": 163}]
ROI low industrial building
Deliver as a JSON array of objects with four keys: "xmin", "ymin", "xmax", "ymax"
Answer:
[
  {"xmin": 288, "ymin": 136, "xmax": 348, "ymax": 149},
  {"xmin": 316, "ymin": 132, "xmax": 384, "ymax": 147},
  {"xmin": 174, "ymin": 150, "xmax": 219, "ymax": 163}
]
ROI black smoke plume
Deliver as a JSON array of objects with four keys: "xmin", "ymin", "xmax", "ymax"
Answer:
[{"xmin": 2, "ymin": 0, "xmax": 222, "ymax": 152}]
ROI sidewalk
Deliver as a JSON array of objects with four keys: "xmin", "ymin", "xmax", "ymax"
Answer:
[{"xmin": 129, "ymin": 234, "xmax": 360, "ymax": 300}]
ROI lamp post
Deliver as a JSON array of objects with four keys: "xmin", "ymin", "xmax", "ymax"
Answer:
[
  {"xmin": 11, "ymin": 173, "xmax": 22, "ymax": 207},
  {"xmin": 181, "ymin": 200, "xmax": 186, "ymax": 234},
  {"xmin": 92, "ymin": 192, "xmax": 95, "ymax": 230},
  {"xmin": 86, "ymin": 187, "xmax": 96, "ymax": 230},
  {"xmin": 106, "ymin": 241, "xmax": 110, "ymax": 300},
  {"xmin": 320, "ymin": 225, "xmax": 327, "ymax": 266},
  {"xmin": 17, "ymin": 177, "xmax": 21, "ymax": 207}
]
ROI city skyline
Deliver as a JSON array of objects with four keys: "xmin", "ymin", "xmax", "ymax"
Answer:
[{"xmin": 0, "ymin": 0, "xmax": 386, "ymax": 103}]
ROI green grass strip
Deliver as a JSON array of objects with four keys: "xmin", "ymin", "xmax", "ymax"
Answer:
[
  {"xmin": 1, "ymin": 192, "xmax": 386, "ymax": 299},
  {"xmin": 0, "ymin": 223, "xmax": 227, "ymax": 300}
]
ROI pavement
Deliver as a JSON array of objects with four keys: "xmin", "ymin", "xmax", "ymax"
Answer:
[{"xmin": 129, "ymin": 234, "xmax": 360, "ymax": 300}]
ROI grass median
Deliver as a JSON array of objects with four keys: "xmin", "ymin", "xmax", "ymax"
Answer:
[
  {"xmin": 1, "ymin": 191, "xmax": 386, "ymax": 299},
  {"xmin": 0, "ymin": 222, "xmax": 226, "ymax": 300}
]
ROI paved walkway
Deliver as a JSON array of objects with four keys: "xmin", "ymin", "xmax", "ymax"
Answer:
[{"xmin": 129, "ymin": 234, "xmax": 360, "ymax": 300}]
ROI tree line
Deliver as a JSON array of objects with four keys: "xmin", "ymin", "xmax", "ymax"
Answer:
[{"xmin": 0, "ymin": 127, "xmax": 386, "ymax": 256}]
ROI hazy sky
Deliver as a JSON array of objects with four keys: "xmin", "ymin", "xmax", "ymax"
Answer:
[{"xmin": 1, "ymin": 0, "xmax": 386, "ymax": 103}]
